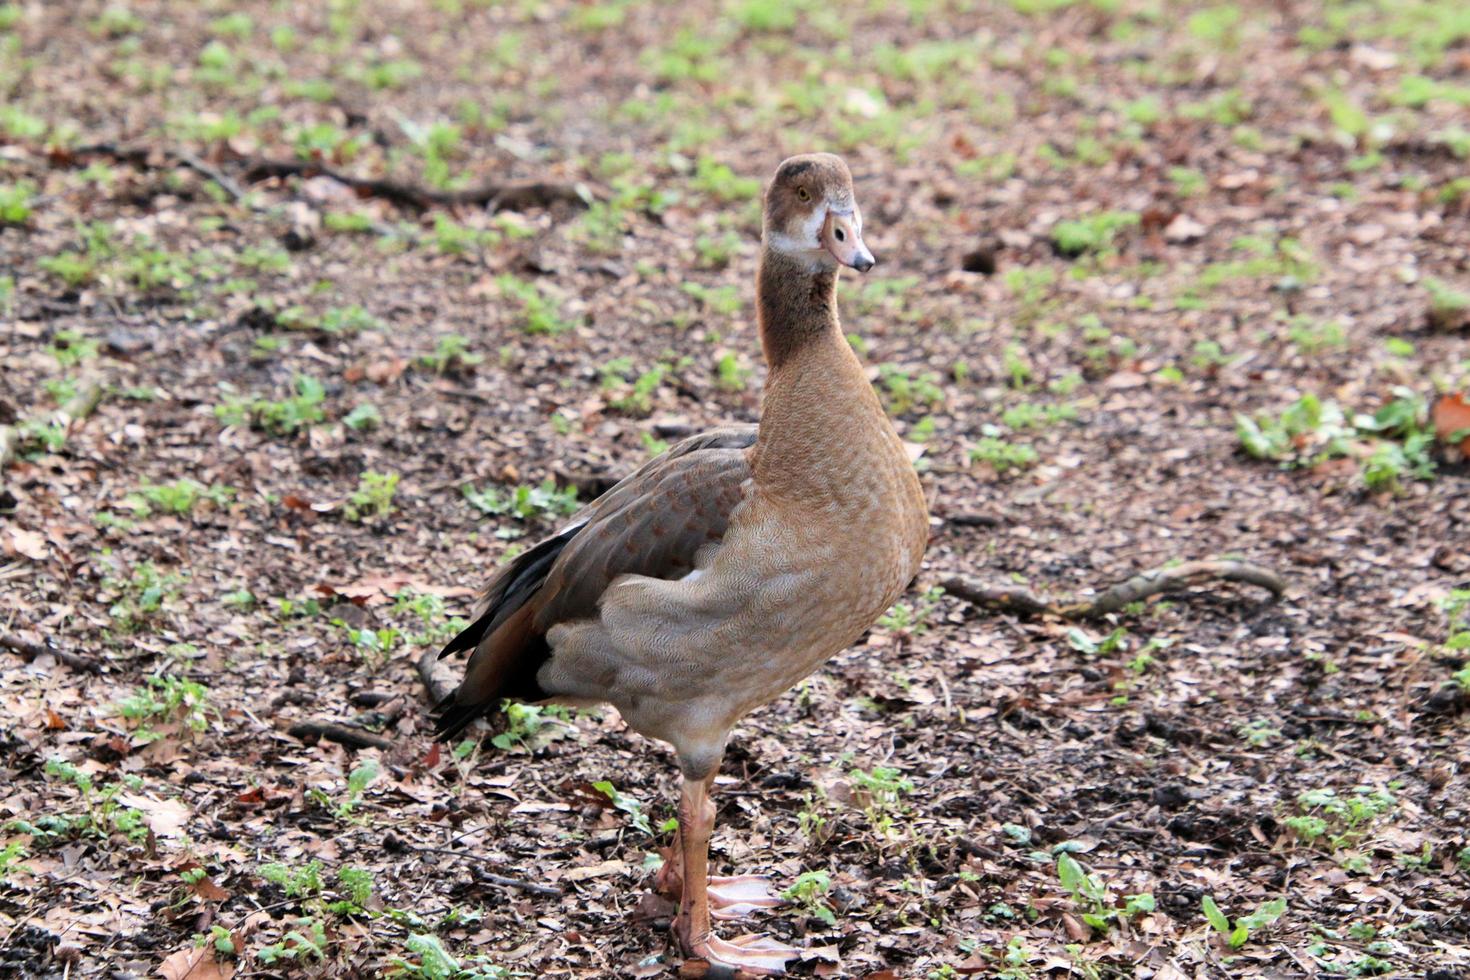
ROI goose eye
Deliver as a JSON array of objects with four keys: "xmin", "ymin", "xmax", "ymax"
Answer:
[{"xmin": 796, "ymin": 187, "xmax": 811, "ymax": 202}]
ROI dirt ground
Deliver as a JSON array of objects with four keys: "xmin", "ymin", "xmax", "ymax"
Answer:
[{"xmin": 2, "ymin": 1, "xmax": 1469, "ymax": 977}]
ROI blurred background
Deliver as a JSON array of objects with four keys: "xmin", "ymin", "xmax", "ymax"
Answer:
[{"xmin": 1, "ymin": 1, "xmax": 1468, "ymax": 977}]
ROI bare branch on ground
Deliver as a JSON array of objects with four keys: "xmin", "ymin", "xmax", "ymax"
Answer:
[
  {"xmin": 941, "ymin": 558, "xmax": 1287, "ymax": 620},
  {"xmin": 286, "ymin": 720, "xmax": 393, "ymax": 751},
  {"xmin": 0, "ymin": 633, "xmax": 103, "ymax": 674},
  {"xmin": 61, "ymin": 143, "xmax": 591, "ymax": 214}
]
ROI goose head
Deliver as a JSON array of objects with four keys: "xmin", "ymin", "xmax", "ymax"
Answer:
[{"xmin": 762, "ymin": 153, "xmax": 875, "ymax": 274}]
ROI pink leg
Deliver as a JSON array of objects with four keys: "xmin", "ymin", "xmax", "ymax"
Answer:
[
  {"xmin": 671, "ymin": 775, "xmax": 799, "ymax": 976},
  {"xmin": 657, "ymin": 825, "xmax": 782, "ymax": 920}
]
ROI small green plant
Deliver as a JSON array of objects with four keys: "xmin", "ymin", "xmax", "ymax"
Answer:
[
  {"xmin": 714, "ymin": 352, "xmax": 750, "ymax": 392},
  {"xmin": 969, "ymin": 437, "xmax": 1038, "ymax": 473},
  {"xmin": 691, "ymin": 156, "xmax": 760, "ymax": 202},
  {"xmin": 260, "ymin": 860, "xmax": 324, "ymax": 898},
  {"xmin": 1001, "ymin": 401, "xmax": 1076, "ymax": 430},
  {"xmin": 1284, "ymin": 785, "xmax": 1395, "ymax": 852},
  {"xmin": 1202, "ymin": 895, "xmax": 1287, "ymax": 948},
  {"xmin": 462, "ymin": 479, "xmax": 578, "ymax": 526},
  {"xmin": 344, "ymin": 471, "xmax": 399, "ymax": 523},
  {"xmin": 848, "ymin": 765, "xmax": 913, "ymax": 839},
  {"xmin": 1287, "ymin": 316, "xmax": 1346, "ymax": 353},
  {"xmin": 215, "ymin": 375, "xmax": 327, "ymax": 435},
  {"xmin": 124, "ymin": 479, "xmax": 235, "ymax": 518},
  {"xmin": 592, "ymin": 780, "xmax": 652, "ymax": 834},
  {"xmin": 1236, "ymin": 394, "xmax": 1345, "ymax": 463},
  {"xmin": 1052, "ymin": 211, "xmax": 1139, "ymax": 257},
  {"xmin": 0, "ymin": 180, "xmax": 35, "ymax": 225},
  {"xmin": 105, "ymin": 560, "xmax": 184, "ymax": 631},
  {"xmin": 782, "ymin": 870, "xmax": 837, "ymax": 927},
  {"xmin": 1056, "ymin": 851, "xmax": 1155, "ymax": 932},
  {"xmin": 344, "ymin": 402, "xmax": 382, "ymax": 431},
  {"xmin": 331, "ymin": 867, "xmax": 375, "ymax": 914},
  {"xmin": 1066, "ymin": 626, "xmax": 1129, "ymax": 656},
  {"xmin": 498, "ymin": 276, "xmax": 574, "ymax": 335},
  {"xmin": 419, "ymin": 335, "xmax": 484, "ymax": 374},
  {"xmin": 48, "ymin": 329, "xmax": 101, "ymax": 367},
  {"xmin": 878, "ymin": 586, "xmax": 944, "ymax": 634},
  {"xmin": 335, "ymin": 760, "xmax": 379, "ymax": 817},
  {"xmin": 256, "ymin": 917, "xmax": 326, "ymax": 965},
  {"xmin": 387, "ymin": 933, "xmax": 512, "ymax": 979},
  {"xmin": 337, "ymin": 622, "xmax": 401, "ymax": 669},
  {"xmin": 0, "ymin": 839, "xmax": 31, "ymax": 879},
  {"xmin": 878, "ymin": 364, "xmax": 945, "ymax": 414},
  {"xmin": 33, "ymin": 759, "xmax": 149, "ymax": 844},
  {"xmin": 490, "ymin": 702, "xmax": 575, "ymax": 753},
  {"xmin": 1238, "ymin": 719, "xmax": 1281, "ymax": 747},
  {"xmin": 117, "ymin": 674, "xmax": 214, "ymax": 739},
  {"xmin": 1424, "ymin": 277, "xmax": 1470, "ymax": 330}
]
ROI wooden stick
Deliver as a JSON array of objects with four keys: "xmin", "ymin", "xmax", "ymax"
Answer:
[
  {"xmin": 0, "ymin": 633, "xmax": 103, "ymax": 673},
  {"xmin": 286, "ymin": 721, "xmax": 392, "ymax": 751},
  {"xmin": 64, "ymin": 143, "xmax": 591, "ymax": 214},
  {"xmin": 941, "ymin": 557, "xmax": 1286, "ymax": 621},
  {"xmin": 416, "ymin": 646, "xmax": 458, "ymax": 705}
]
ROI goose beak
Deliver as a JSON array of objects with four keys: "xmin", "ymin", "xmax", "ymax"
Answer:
[{"xmin": 822, "ymin": 208, "xmax": 875, "ymax": 273}]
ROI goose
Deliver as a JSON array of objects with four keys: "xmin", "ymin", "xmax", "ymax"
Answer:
[{"xmin": 434, "ymin": 152, "xmax": 929, "ymax": 975}]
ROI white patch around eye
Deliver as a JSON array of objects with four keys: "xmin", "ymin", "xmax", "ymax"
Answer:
[{"xmin": 765, "ymin": 205, "xmax": 831, "ymax": 267}]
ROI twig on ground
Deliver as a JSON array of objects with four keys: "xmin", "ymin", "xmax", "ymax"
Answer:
[
  {"xmin": 474, "ymin": 870, "xmax": 564, "ymax": 897},
  {"xmin": 0, "ymin": 633, "xmax": 103, "ymax": 674},
  {"xmin": 286, "ymin": 720, "xmax": 393, "ymax": 751},
  {"xmin": 0, "ymin": 377, "xmax": 106, "ymax": 471},
  {"xmin": 174, "ymin": 149, "xmax": 251, "ymax": 204},
  {"xmin": 62, "ymin": 143, "xmax": 590, "ymax": 214},
  {"xmin": 941, "ymin": 558, "xmax": 1287, "ymax": 620},
  {"xmin": 416, "ymin": 646, "xmax": 458, "ymax": 705}
]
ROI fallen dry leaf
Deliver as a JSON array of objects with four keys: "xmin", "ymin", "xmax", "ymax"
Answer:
[
  {"xmin": 4, "ymin": 527, "xmax": 48, "ymax": 561},
  {"xmin": 115, "ymin": 792, "xmax": 190, "ymax": 838},
  {"xmin": 157, "ymin": 945, "xmax": 232, "ymax": 980},
  {"xmin": 1431, "ymin": 392, "xmax": 1470, "ymax": 452}
]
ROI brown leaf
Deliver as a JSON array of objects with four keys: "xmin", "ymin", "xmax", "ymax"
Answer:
[
  {"xmin": 4, "ymin": 527, "xmax": 48, "ymax": 561},
  {"xmin": 1431, "ymin": 393, "xmax": 1470, "ymax": 452},
  {"xmin": 191, "ymin": 875, "xmax": 231, "ymax": 902},
  {"xmin": 115, "ymin": 792, "xmax": 190, "ymax": 838},
  {"xmin": 1061, "ymin": 911, "xmax": 1091, "ymax": 942},
  {"xmin": 157, "ymin": 945, "xmax": 232, "ymax": 980}
]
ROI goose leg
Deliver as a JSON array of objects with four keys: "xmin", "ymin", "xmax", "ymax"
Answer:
[
  {"xmin": 656, "ymin": 831, "xmax": 782, "ymax": 920},
  {"xmin": 672, "ymin": 774, "xmax": 799, "ymax": 976}
]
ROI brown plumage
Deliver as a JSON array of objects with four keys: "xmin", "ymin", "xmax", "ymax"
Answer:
[{"xmin": 434, "ymin": 153, "xmax": 927, "ymax": 974}]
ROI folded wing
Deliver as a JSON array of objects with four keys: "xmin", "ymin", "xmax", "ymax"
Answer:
[{"xmin": 433, "ymin": 426, "xmax": 757, "ymax": 740}]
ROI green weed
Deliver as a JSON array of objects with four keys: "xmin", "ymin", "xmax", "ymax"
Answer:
[
  {"xmin": 124, "ymin": 479, "xmax": 235, "ymax": 518},
  {"xmin": 105, "ymin": 560, "xmax": 184, "ymax": 631},
  {"xmin": 215, "ymin": 375, "xmax": 327, "ymax": 435},
  {"xmin": 0, "ymin": 180, "xmax": 34, "ymax": 224},
  {"xmin": 344, "ymin": 471, "xmax": 399, "ymax": 523},
  {"xmin": 782, "ymin": 870, "xmax": 838, "ymax": 927},
  {"xmin": 419, "ymin": 335, "xmax": 484, "ymax": 374},
  {"xmin": 969, "ymin": 437, "xmax": 1038, "ymax": 473},
  {"xmin": 461, "ymin": 479, "xmax": 578, "ymax": 526},
  {"xmin": 593, "ymin": 780, "xmax": 652, "ymax": 835},
  {"xmin": 117, "ymin": 674, "xmax": 214, "ymax": 739},
  {"xmin": 1202, "ymin": 895, "xmax": 1287, "ymax": 948},
  {"xmin": 1052, "ymin": 211, "xmax": 1139, "ymax": 257},
  {"xmin": 1056, "ymin": 851, "xmax": 1155, "ymax": 933}
]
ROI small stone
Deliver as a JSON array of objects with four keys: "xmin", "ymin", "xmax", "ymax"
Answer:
[{"xmin": 1163, "ymin": 213, "xmax": 1206, "ymax": 243}]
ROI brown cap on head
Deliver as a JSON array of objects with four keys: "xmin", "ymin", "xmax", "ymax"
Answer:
[{"xmin": 763, "ymin": 153, "xmax": 875, "ymax": 273}]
